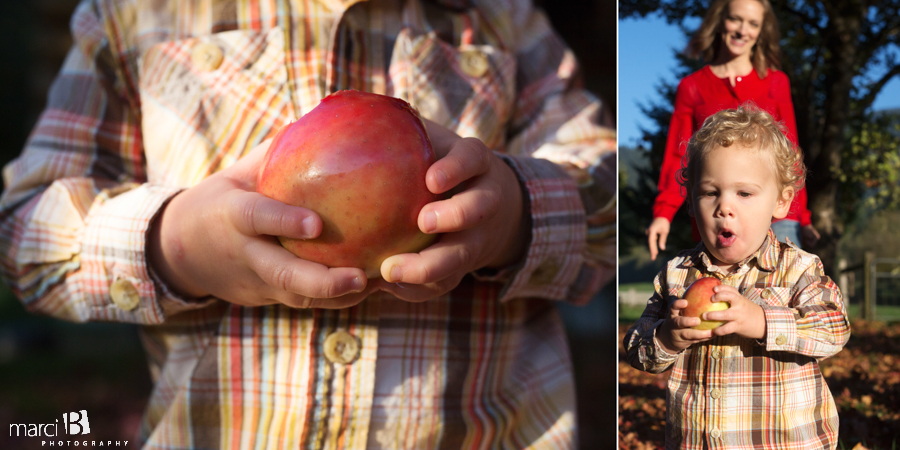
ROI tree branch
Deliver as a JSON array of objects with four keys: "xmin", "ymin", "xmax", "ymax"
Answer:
[{"xmin": 858, "ymin": 63, "xmax": 900, "ymax": 111}]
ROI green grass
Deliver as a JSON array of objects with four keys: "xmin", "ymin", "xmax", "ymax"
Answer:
[
  {"xmin": 619, "ymin": 303, "xmax": 649, "ymax": 323},
  {"xmin": 619, "ymin": 282, "xmax": 655, "ymax": 293},
  {"xmin": 846, "ymin": 303, "xmax": 900, "ymax": 322}
]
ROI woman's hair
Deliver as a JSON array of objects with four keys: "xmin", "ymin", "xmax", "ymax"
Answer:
[
  {"xmin": 685, "ymin": 0, "xmax": 782, "ymax": 77},
  {"xmin": 678, "ymin": 104, "xmax": 805, "ymax": 200}
]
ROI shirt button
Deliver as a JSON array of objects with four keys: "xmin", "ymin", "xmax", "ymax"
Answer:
[
  {"xmin": 736, "ymin": 76, "xmax": 742, "ymax": 82},
  {"xmin": 711, "ymin": 349, "xmax": 722, "ymax": 360},
  {"xmin": 709, "ymin": 427, "xmax": 722, "ymax": 439},
  {"xmin": 192, "ymin": 42, "xmax": 224, "ymax": 71},
  {"xmin": 710, "ymin": 388, "xmax": 721, "ymax": 399},
  {"xmin": 110, "ymin": 279, "xmax": 140, "ymax": 311},
  {"xmin": 761, "ymin": 288, "xmax": 773, "ymax": 299},
  {"xmin": 459, "ymin": 49, "xmax": 489, "ymax": 78},
  {"xmin": 323, "ymin": 330, "xmax": 360, "ymax": 365},
  {"xmin": 775, "ymin": 334, "xmax": 787, "ymax": 346}
]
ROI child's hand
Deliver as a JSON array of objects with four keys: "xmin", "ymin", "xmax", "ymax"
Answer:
[
  {"xmin": 704, "ymin": 285, "xmax": 767, "ymax": 340},
  {"xmin": 656, "ymin": 299, "xmax": 714, "ymax": 354},
  {"xmin": 374, "ymin": 120, "xmax": 528, "ymax": 302},
  {"xmin": 148, "ymin": 139, "xmax": 377, "ymax": 309}
]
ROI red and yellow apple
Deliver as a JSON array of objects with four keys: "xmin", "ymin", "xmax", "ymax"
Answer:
[
  {"xmin": 681, "ymin": 277, "xmax": 729, "ymax": 330},
  {"xmin": 256, "ymin": 90, "xmax": 440, "ymax": 278}
]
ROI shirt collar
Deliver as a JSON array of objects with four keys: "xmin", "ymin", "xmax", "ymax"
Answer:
[{"xmin": 685, "ymin": 229, "xmax": 780, "ymax": 274}]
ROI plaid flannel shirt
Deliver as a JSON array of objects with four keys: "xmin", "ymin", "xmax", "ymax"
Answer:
[
  {"xmin": 0, "ymin": 0, "xmax": 616, "ymax": 448},
  {"xmin": 623, "ymin": 230, "xmax": 850, "ymax": 449}
]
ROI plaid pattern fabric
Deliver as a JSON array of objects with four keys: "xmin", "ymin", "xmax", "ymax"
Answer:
[
  {"xmin": 623, "ymin": 230, "xmax": 850, "ymax": 449},
  {"xmin": 0, "ymin": 0, "xmax": 616, "ymax": 448}
]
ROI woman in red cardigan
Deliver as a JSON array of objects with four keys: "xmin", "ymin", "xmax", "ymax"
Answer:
[{"xmin": 646, "ymin": 0, "xmax": 820, "ymax": 260}]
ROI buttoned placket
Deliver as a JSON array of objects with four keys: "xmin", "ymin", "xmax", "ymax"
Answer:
[{"xmin": 703, "ymin": 271, "xmax": 747, "ymax": 449}]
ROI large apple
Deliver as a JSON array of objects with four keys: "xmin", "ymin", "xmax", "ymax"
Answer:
[
  {"xmin": 681, "ymin": 277, "xmax": 729, "ymax": 330},
  {"xmin": 257, "ymin": 90, "xmax": 440, "ymax": 278}
]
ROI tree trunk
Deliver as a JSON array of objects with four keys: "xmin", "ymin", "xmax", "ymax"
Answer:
[{"xmin": 808, "ymin": 0, "xmax": 863, "ymax": 277}]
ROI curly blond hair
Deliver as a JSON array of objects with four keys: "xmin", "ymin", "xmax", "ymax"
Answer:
[{"xmin": 678, "ymin": 104, "xmax": 805, "ymax": 200}]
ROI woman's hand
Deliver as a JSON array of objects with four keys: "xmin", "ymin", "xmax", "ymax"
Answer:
[
  {"xmin": 148, "ymin": 139, "xmax": 377, "ymax": 309},
  {"xmin": 801, "ymin": 224, "xmax": 821, "ymax": 248},
  {"xmin": 374, "ymin": 120, "xmax": 528, "ymax": 302},
  {"xmin": 646, "ymin": 216, "xmax": 671, "ymax": 261}
]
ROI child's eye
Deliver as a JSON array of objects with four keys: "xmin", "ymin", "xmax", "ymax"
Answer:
[{"xmin": 739, "ymin": 191, "xmax": 752, "ymax": 198}]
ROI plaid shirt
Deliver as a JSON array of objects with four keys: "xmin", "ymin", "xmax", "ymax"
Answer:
[
  {"xmin": 0, "ymin": 0, "xmax": 615, "ymax": 448},
  {"xmin": 623, "ymin": 231, "xmax": 850, "ymax": 450}
]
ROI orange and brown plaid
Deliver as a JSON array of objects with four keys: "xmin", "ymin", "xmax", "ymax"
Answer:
[{"xmin": 624, "ymin": 230, "xmax": 850, "ymax": 449}]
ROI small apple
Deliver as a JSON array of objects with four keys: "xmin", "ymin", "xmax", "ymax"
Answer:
[
  {"xmin": 256, "ymin": 90, "xmax": 440, "ymax": 278},
  {"xmin": 681, "ymin": 277, "xmax": 729, "ymax": 330}
]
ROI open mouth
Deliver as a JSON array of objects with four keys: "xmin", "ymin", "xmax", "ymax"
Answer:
[{"xmin": 717, "ymin": 230, "xmax": 736, "ymax": 247}]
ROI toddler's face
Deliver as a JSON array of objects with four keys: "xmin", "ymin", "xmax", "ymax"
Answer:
[{"xmin": 689, "ymin": 144, "xmax": 792, "ymax": 272}]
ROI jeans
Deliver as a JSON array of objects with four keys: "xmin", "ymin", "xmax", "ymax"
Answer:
[{"xmin": 771, "ymin": 219, "xmax": 802, "ymax": 248}]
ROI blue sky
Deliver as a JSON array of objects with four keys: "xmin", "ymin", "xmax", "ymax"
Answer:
[{"xmin": 618, "ymin": 15, "xmax": 900, "ymax": 147}]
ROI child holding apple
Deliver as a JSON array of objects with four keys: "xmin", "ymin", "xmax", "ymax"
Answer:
[
  {"xmin": 0, "ymin": 0, "xmax": 616, "ymax": 448},
  {"xmin": 623, "ymin": 106, "xmax": 850, "ymax": 449}
]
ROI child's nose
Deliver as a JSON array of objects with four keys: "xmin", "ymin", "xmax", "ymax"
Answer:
[{"xmin": 715, "ymin": 198, "xmax": 735, "ymax": 217}]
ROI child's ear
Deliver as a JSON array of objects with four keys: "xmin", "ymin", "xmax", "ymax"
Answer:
[{"xmin": 773, "ymin": 186, "xmax": 795, "ymax": 219}]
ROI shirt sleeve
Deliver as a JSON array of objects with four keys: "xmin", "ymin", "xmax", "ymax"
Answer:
[
  {"xmin": 759, "ymin": 253, "xmax": 850, "ymax": 359},
  {"xmin": 652, "ymin": 77, "xmax": 696, "ymax": 222},
  {"xmin": 770, "ymin": 71, "xmax": 812, "ymax": 226},
  {"xmin": 480, "ymin": 0, "xmax": 616, "ymax": 305},
  {"xmin": 0, "ymin": 1, "xmax": 208, "ymax": 324},
  {"xmin": 623, "ymin": 266, "xmax": 680, "ymax": 374}
]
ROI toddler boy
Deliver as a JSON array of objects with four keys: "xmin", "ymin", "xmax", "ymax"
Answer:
[{"xmin": 624, "ymin": 106, "xmax": 850, "ymax": 449}]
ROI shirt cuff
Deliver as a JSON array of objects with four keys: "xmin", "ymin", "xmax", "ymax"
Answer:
[
  {"xmin": 760, "ymin": 305, "xmax": 799, "ymax": 351},
  {"xmin": 488, "ymin": 153, "xmax": 587, "ymax": 303},
  {"xmin": 80, "ymin": 183, "xmax": 183, "ymax": 323},
  {"xmin": 148, "ymin": 257, "xmax": 219, "ymax": 317},
  {"xmin": 651, "ymin": 320, "xmax": 681, "ymax": 363}
]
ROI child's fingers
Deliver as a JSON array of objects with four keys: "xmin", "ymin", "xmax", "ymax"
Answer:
[
  {"xmin": 670, "ymin": 299, "xmax": 689, "ymax": 311},
  {"xmin": 380, "ymin": 236, "xmax": 474, "ymax": 285},
  {"xmin": 228, "ymin": 191, "xmax": 321, "ymax": 239},
  {"xmin": 417, "ymin": 180, "xmax": 500, "ymax": 234},
  {"xmin": 245, "ymin": 239, "xmax": 368, "ymax": 298},
  {"xmin": 703, "ymin": 309, "xmax": 733, "ymax": 323},
  {"xmin": 676, "ymin": 328, "xmax": 714, "ymax": 343},
  {"xmin": 425, "ymin": 138, "xmax": 491, "ymax": 194},
  {"xmin": 671, "ymin": 315, "xmax": 702, "ymax": 329},
  {"xmin": 710, "ymin": 321, "xmax": 739, "ymax": 337}
]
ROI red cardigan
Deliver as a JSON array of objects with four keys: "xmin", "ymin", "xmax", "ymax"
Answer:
[{"xmin": 652, "ymin": 65, "xmax": 812, "ymax": 226}]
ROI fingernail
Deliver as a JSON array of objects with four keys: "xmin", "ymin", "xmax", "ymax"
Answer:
[
  {"xmin": 302, "ymin": 216, "xmax": 317, "ymax": 238},
  {"xmin": 351, "ymin": 276, "xmax": 365, "ymax": 292},
  {"xmin": 422, "ymin": 211, "xmax": 437, "ymax": 233},
  {"xmin": 435, "ymin": 170, "xmax": 448, "ymax": 191},
  {"xmin": 389, "ymin": 265, "xmax": 402, "ymax": 283}
]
